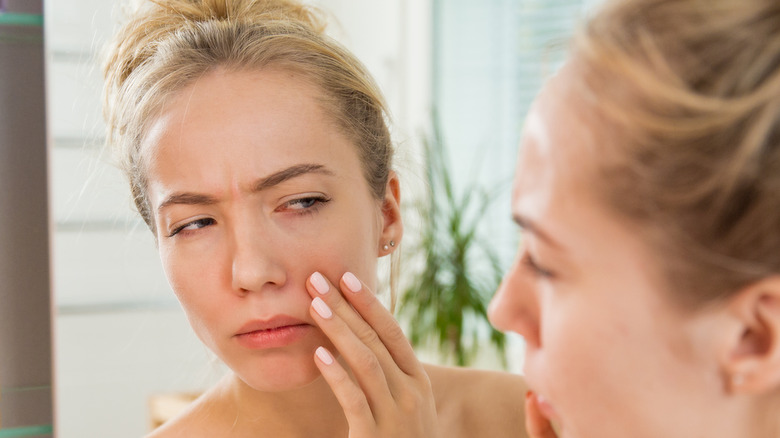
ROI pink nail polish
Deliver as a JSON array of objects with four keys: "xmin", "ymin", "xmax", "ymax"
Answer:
[
  {"xmin": 312, "ymin": 297, "xmax": 333, "ymax": 319},
  {"xmin": 342, "ymin": 272, "xmax": 361, "ymax": 293},
  {"xmin": 311, "ymin": 272, "xmax": 329, "ymax": 294},
  {"xmin": 315, "ymin": 346, "xmax": 334, "ymax": 365}
]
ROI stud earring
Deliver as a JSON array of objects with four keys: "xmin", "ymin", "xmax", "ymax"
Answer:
[{"xmin": 382, "ymin": 240, "xmax": 396, "ymax": 251}]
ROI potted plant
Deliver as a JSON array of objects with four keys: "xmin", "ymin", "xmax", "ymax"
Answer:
[{"xmin": 398, "ymin": 123, "xmax": 508, "ymax": 368}]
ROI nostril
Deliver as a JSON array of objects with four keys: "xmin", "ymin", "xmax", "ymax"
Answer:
[{"xmin": 515, "ymin": 310, "xmax": 542, "ymax": 350}]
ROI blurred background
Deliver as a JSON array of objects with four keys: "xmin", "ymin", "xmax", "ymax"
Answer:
[{"xmin": 1, "ymin": 0, "xmax": 601, "ymax": 436}]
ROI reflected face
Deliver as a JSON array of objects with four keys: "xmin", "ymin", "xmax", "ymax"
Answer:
[
  {"xmin": 488, "ymin": 64, "xmax": 724, "ymax": 438},
  {"xmin": 143, "ymin": 68, "xmax": 388, "ymax": 391}
]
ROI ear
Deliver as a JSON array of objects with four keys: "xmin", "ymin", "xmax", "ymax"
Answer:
[
  {"xmin": 377, "ymin": 171, "xmax": 403, "ymax": 256},
  {"xmin": 721, "ymin": 275, "xmax": 780, "ymax": 394}
]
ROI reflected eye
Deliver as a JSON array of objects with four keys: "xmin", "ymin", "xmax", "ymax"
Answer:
[
  {"xmin": 289, "ymin": 197, "xmax": 318, "ymax": 209},
  {"xmin": 168, "ymin": 217, "xmax": 215, "ymax": 237},
  {"xmin": 278, "ymin": 194, "xmax": 331, "ymax": 215}
]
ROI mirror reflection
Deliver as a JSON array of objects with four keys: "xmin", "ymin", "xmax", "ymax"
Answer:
[{"xmin": 47, "ymin": 1, "xmax": 589, "ymax": 436}]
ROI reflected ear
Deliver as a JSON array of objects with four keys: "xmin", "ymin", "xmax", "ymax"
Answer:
[
  {"xmin": 722, "ymin": 276, "xmax": 780, "ymax": 394},
  {"xmin": 377, "ymin": 171, "xmax": 403, "ymax": 256}
]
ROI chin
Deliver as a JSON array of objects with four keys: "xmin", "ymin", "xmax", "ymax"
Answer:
[{"xmin": 232, "ymin": 352, "xmax": 324, "ymax": 392}]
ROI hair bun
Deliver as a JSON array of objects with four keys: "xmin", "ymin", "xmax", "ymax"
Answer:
[
  {"xmin": 142, "ymin": 0, "xmax": 326, "ymax": 32},
  {"xmin": 103, "ymin": 0, "xmax": 324, "ymax": 113}
]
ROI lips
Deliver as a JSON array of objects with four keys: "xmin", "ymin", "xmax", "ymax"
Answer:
[
  {"xmin": 233, "ymin": 315, "xmax": 313, "ymax": 349},
  {"xmin": 235, "ymin": 315, "xmax": 310, "ymax": 336},
  {"xmin": 524, "ymin": 368, "xmax": 562, "ymax": 423}
]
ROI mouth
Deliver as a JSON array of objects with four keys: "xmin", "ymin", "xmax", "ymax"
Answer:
[
  {"xmin": 234, "ymin": 316, "xmax": 313, "ymax": 349},
  {"xmin": 235, "ymin": 315, "xmax": 310, "ymax": 335},
  {"xmin": 524, "ymin": 371, "xmax": 561, "ymax": 424}
]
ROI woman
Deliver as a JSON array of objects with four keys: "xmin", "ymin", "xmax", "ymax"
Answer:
[
  {"xmin": 102, "ymin": 0, "xmax": 525, "ymax": 437},
  {"xmin": 489, "ymin": 0, "xmax": 780, "ymax": 437}
]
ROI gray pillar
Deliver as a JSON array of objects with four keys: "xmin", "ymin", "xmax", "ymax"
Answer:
[{"xmin": 0, "ymin": 0, "xmax": 54, "ymax": 436}]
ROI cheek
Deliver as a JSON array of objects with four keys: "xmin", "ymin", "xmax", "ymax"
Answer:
[
  {"xmin": 297, "ymin": 216, "xmax": 380, "ymax": 289},
  {"xmin": 157, "ymin": 241, "xmax": 229, "ymax": 338},
  {"xmin": 534, "ymin": 305, "xmax": 638, "ymax": 436},
  {"xmin": 536, "ymin": 296, "xmax": 606, "ymax": 383},
  {"xmin": 536, "ymin": 288, "xmax": 694, "ymax": 437}
]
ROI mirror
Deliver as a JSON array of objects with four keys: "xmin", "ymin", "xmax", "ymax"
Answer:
[{"xmin": 46, "ymin": 1, "xmax": 430, "ymax": 436}]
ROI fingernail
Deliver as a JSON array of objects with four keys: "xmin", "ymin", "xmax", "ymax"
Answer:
[
  {"xmin": 310, "ymin": 272, "xmax": 329, "ymax": 295},
  {"xmin": 315, "ymin": 346, "xmax": 334, "ymax": 365},
  {"xmin": 312, "ymin": 297, "xmax": 333, "ymax": 319},
  {"xmin": 342, "ymin": 272, "xmax": 361, "ymax": 293}
]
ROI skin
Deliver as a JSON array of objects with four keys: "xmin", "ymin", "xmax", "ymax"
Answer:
[
  {"xmin": 140, "ymin": 67, "xmax": 526, "ymax": 437},
  {"xmin": 488, "ymin": 61, "xmax": 780, "ymax": 438}
]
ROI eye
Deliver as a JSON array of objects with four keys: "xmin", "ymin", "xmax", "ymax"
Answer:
[
  {"xmin": 277, "ymin": 194, "xmax": 331, "ymax": 215},
  {"xmin": 168, "ymin": 217, "xmax": 216, "ymax": 237},
  {"xmin": 522, "ymin": 251, "xmax": 555, "ymax": 279}
]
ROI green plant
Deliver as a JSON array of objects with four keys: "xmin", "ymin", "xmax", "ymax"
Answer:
[{"xmin": 398, "ymin": 123, "xmax": 507, "ymax": 368}]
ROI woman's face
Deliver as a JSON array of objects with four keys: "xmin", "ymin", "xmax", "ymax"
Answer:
[
  {"xmin": 142, "ymin": 68, "xmax": 396, "ymax": 391},
  {"xmin": 488, "ymin": 64, "xmax": 727, "ymax": 438}
]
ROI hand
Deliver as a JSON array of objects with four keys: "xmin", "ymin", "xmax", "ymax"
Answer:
[
  {"xmin": 306, "ymin": 271, "xmax": 439, "ymax": 438},
  {"xmin": 525, "ymin": 391, "xmax": 558, "ymax": 438}
]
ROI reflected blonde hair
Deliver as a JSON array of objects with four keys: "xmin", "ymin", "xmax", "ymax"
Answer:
[
  {"xmin": 103, "ymin": 0, "xmax": 393, "ymax": 231},
  {"xmin": 573, "ymin": 0, "xmax": 780, "ymax": 305}
]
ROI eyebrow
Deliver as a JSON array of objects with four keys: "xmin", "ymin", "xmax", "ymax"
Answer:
[
  {"xmin": 157, "ymin": 163, "xmax": 334, "ymax": 212},
  {"xmin": 512, "ymin": 213, "xmax": 564, "ymax": 249}
]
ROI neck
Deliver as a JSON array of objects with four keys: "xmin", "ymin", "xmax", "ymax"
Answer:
[
  {"xmin": 751, "ymin": 395, "xmax": 780, "ymax": 438},
  {"xmin": 216, "ymin": 369, "xmax": 349, "ymax": 438},
  {"xmin": 713, "ymin": 392, "xmax": 780, "ymax": 438}
]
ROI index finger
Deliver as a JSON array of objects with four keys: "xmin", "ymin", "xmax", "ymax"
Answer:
[{"xmin": 338, "ymin": 271, "xmax": 424, "ymax": 377}]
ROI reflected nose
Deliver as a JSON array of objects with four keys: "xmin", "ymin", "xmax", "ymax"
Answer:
[
  {"xmin": 488, "ymin": 250, "xmax": 541, "ymax": 349},
  {"xmin": 230, "ymin": 222, "xmax": 287, "ymax": 294}
]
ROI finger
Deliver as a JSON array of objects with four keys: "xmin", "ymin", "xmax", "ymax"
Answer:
[
  {"xmin": 525, "ymin": 391, "xmax": 558, "ymax": 438},
  {"xmin": 337, "ymin": 271, "xmax": 424, "ymax": 377},
  {"xmin": 308, "ymin": 272, "xmax": 408, "ymax": 380},
  {"xmin": 309, "ymin": 293, "xmax": 394, "ymax": 411},
  {"xmin": 314, "ymin": 346, "xmax": 377, "ymax": 432}
]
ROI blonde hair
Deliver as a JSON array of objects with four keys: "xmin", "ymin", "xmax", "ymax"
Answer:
[
  {"xmin": 572, "ymin": 0, "xmax": 780, "ymax": 305},
  {"xmin": 103, "ymin": 0, "xmax": 393, "ymax": 232}
]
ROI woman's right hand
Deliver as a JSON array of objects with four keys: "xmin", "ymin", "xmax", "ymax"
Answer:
[
  {"xmin": 526, "ymin": 391, "xmax": 559, "ymax": 438},
  {"xmin": 306, "ymin": 271, "xmax": 439, "ymax": 438}
]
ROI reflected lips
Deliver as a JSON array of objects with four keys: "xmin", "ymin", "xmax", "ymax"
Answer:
[{"xmin": 234, "ymin": 316, "xmax": 311, "ymax": 349}]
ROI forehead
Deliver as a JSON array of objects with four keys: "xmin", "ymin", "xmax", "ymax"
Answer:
[
  {"xmin": 140, "ymin": 67, "xmax": 365, "ymax": 197},
  {"xmin": 145, "ymin": 67, "xmax": 330, "ymax": 144},
  {"xmin": 512, "ymin": 63, "xmax": 600, "ymax": 220}
]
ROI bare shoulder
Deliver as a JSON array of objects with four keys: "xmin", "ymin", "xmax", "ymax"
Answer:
[{"xmin": 423, "ymin": 363, "xmax": 528, "ymax": 438}]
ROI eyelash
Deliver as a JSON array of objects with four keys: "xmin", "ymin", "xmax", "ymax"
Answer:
[
  {"xmin": 167, "ymin": 195, "xmax": 331, "ymax": 237},
  {"xmin": 168, "ymin": 217, "xmax": 215, "ymax": 237},
  {"xmin": 278, "ymin": 194, "xmax": 331, "ymax": 215},
  {"xmin": 522, "ymin": 252, "xmax": 555, "ymax": 279}
]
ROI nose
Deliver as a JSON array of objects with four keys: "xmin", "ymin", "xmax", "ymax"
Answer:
[
  {"xmin": 230, "ymin": 219, "xmax": 287, "ymax": 294},
  {"xmin": 488, "ymin": 250, "xmax": 542, "ymax": 349}
]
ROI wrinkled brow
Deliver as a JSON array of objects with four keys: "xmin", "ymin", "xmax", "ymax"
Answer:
[
  {"xmin": 157, "ymin": 163, "xmax": 334, "ymax": 212},
  {"xmin": 252, "ymin": 164, "xmax": 333, "ymax": 192}
]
